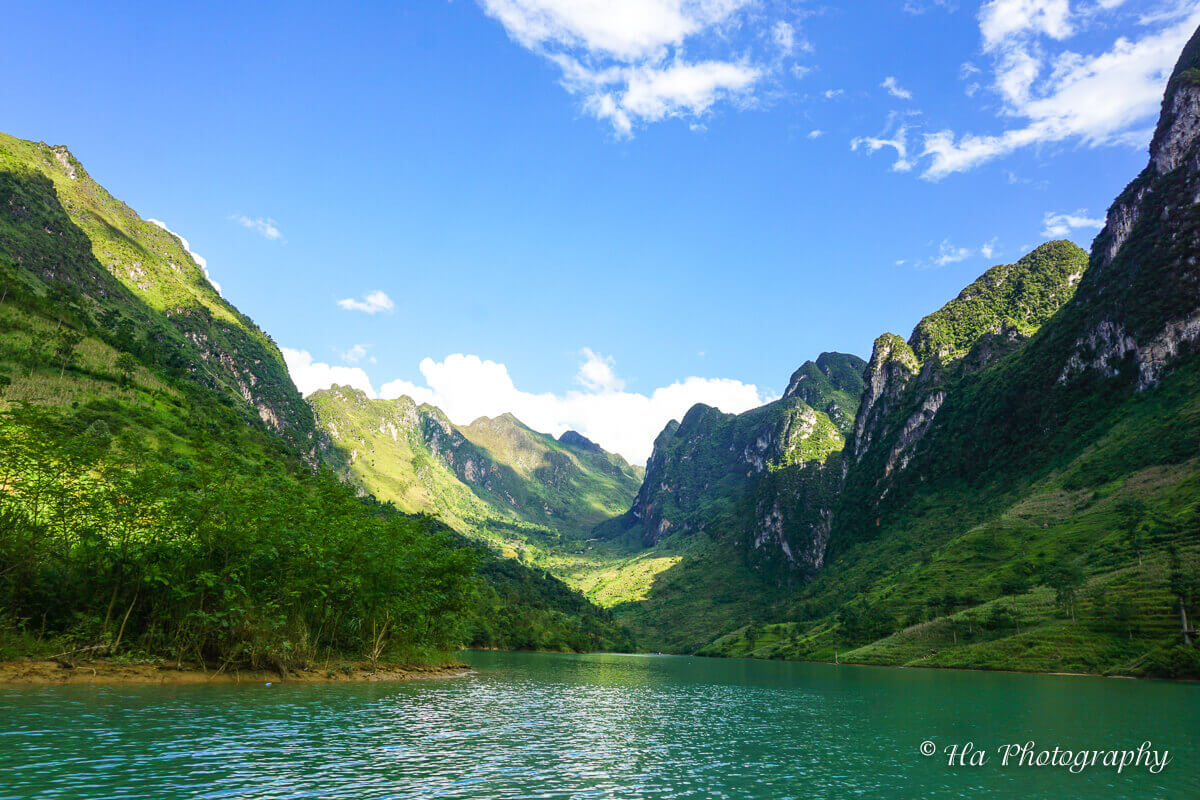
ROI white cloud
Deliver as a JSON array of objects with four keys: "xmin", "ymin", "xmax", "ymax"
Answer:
[
  {"xmin": 979, "ymin": 0, "xmax": 1073, "ymax": 49},
  {"xmin": 881, "ymin": 76, "xmax": 914, "ymax": 99},
  {"xmin": 146, "ymin": 219, "xmax": 222, "ymax": 296},
  {"xmin": 480, "ymin": 0, "xmax": 747, "ymax": 60},
  {"xmin": 233, "ymin": 215, "xmax": 284, "ymax": 241},
  {"xmin": 823, "ymin": 88, "xmax": 844, "ymax": 99},
  {"xmin": 918, "ymin": 4, "xmax": 1200, "ymax": 179},
  {"xmin": 384, "ymin": 351, "xmax": 771, "ymax": 464},
  {"xmin": 341, "ymin": 344, "xmax": 370, "ymax": 364},
  {"xmin": 287, "ymin": 347, "xmax": 771, "ymax": 464},
  {"xmin": 934, "ymin": 239, "xmax": 973, "ymax": 266},
  {"xmin": 772, "ymin": 21, "xmax": 795, "ymax": 54},
  {"xmin": 282, "ymin": 348, "xmax": 377, "ymax": 398},
  {"xmin": 807, "ymin": 129, "xmax": 824, "ymax": 138},
  {"xmin": 906, "ymin": 238, "xmax": 1003, "ymax": 268},
  {"xmin": 576, "ymin": 347, "xmax": 625, "ymax": 392},
  {"xmin": 478, "ymin": 0, "xmax": 784, "ymax": 135},
  {"xmin": 337, "ymin": 290, "xmax": 395, "ymax": 314},
  {"xmin": 852, "ymin": 126, "xmax": 914, "ymax": 172},
  {"xmin": 1042, "ymin": 209, "xmax": 1104, "ymax": 237},
  {"xmin": 578, "ymin": 59, "xmax": 761, "ymax": 135}
]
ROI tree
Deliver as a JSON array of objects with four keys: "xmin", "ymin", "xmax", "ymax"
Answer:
[
  {"xmin": 114, "ymin": 353, "xmax": 138, "ymax": 386},
  {"xmin": 1168, "ymin": 546, "xmax": 1197, "ymax": 646},
  {"xmin": 745, "ymin": 624, "xmax": 759, "ymax": 649},
  {"xmin": 985, "ymin": 603, "xmax": 1018, "ymax": 635},
  {"xmin": 53, "ymin": 328, "xmax": 85, "ymax": 379},
  {"xmin": 1115, "ymin": 499, "xmax": 1147, "ymax": 568},
  {"xmin": 1045, "ymin": 561, "xmax": 1085, "ymax": 624}
]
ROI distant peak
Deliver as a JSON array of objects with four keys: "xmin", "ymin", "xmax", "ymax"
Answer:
[
  {"xmin": 466, "ymin": 410, "xmax": 529, "ymax": 430},
  {"xmin": 558, "ymin": 430, "xmax": 602, "ymax": 453},
  {"xmin": 783, "ymin": 352, "xmax": 866, "ymax": 400}
]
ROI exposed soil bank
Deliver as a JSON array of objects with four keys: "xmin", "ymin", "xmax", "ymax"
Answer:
[{"xmin": 0, "ymin": 659, "xmax": 471, "ymax": 686}]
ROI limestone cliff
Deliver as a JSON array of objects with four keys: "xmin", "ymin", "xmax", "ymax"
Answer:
[
  {"xmin": 843, "ymin": 241, "xmax": 1089, "ymax": 508},
  {"xmin": 1058, "ymin": 29, "xmax": 1200, "ymax": 390}
]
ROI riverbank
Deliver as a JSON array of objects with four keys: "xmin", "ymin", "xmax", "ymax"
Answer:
[{"xmin": 0, "ymin": 658, "xmax": 472, "ymax": 685}]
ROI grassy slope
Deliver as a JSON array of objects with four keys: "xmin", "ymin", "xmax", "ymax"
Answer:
[{"xmin": 307, "ymin": 385, "xmax": 645, "ymax": 580}]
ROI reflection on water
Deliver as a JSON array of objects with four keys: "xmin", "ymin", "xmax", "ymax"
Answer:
[{"xmin": 0, "ymin": 651, "xmax": 1196, "ymax": 799}]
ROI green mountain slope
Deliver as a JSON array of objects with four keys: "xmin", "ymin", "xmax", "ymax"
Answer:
[
  {"xmin": 698, "ymin": 26, "xmax": 1200, "ymax": 678},
  {"xmin": 0, "ymin": 133, "xmax": 632, "ymax": 665},
  {"xmin": 307, "ymin": 386, "xmax": 643, "ymax": 569},
  {"xmin": 0, "ymin": 133, "xmax": 316, "ymax": 450}
]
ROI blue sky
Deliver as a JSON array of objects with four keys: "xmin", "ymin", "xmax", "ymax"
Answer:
[{"xmin": 5, "ymin": 0, "xmax": 1198, "ymax": 462}]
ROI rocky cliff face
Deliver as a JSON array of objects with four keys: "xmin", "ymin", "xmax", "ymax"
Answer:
[
  {"xmin": 0, "ymin": 133, "xmax": 316, "ymax": 449},
  {"xmin": 614, "ymin": 354, "xmax": 863, "ymax": 574},
  {"xmin": 830, "ymin": 26, "xmax": 1200, "ymax": 557},
  {"xmin": 843, "ymin": 241, "xmax": 1089, "ymax": 506},
  {"xmin": 782, "ymin": 352, "xmax": 866, "ymax": 433}
]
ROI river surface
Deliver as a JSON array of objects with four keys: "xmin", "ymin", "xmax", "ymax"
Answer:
[{"xmin": 0, "ymin": 651, "xmax": 1196, "ymax": 799}]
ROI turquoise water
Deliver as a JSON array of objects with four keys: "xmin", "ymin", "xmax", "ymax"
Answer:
[{"xmin": 0, "ymin": 651, "xmax": 1196, "ymax": 799}]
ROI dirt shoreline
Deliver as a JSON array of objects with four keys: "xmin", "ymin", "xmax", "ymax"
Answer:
[{"xmin": 0, "ymin": 658, "xmax": 472, "ymax": 686}]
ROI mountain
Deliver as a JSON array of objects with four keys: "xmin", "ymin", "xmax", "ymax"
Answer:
[
  {"xmin": 0, "ymin": 133, "xmax": 632, "ymax": 666},
  {"xmin": 607, "ymin": 352, "xmax": 865, "ymax": 565},
  {"xmin": 308, "ymin": 385, "xmax": 643, "ymax": 564},
  {"xmin": 694, "ymin": 26, "xmax": 1200, "ymax": 678},
  {"xmin": 588, "ymin": 353, "xmax": 864, "ymax": 650}
]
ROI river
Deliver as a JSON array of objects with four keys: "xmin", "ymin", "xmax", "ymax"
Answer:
[{"xmin": 1, "ymin": 651, "xmax": 1196, "ymax": 799}]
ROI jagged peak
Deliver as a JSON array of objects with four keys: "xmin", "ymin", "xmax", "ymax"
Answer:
[
  {"xmin": 870, "ymin": 333, "xmax": 919, "ymax": 369},
  {"xmin": 312, "ymin": 383, "xmax": 371, "ymax": 401},
  {"xmin": 783, "ymin": 352, "xmax": 866, "ymax": 400},
  {"xmin": 1149, "ymin": 22, "xmax": 1200, "ymax": 175}
]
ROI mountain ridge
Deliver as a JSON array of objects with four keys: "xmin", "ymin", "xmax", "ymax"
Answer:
[{"xmin": 308, "ymin": 384, "xmax": 643, "ymax": 568}]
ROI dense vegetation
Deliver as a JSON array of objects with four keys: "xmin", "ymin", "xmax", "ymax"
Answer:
[
  {"xmin": 693, "ymin": 235, "xmax": 1199, "ymax": 677},
  {"xmin": 0, "ymin": 133, "xmax": 316, "ymax": 447},
  {"xmin": 0, "ymin": 402, "xmax": 475, "ymax": 669},
  {"xmin": 781, "ymin": 351, "xmax": 867, "ymax": 431},
  {"xmin": 6, "ymin": 22, "xmax": 1199, "ymax": 679}
]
